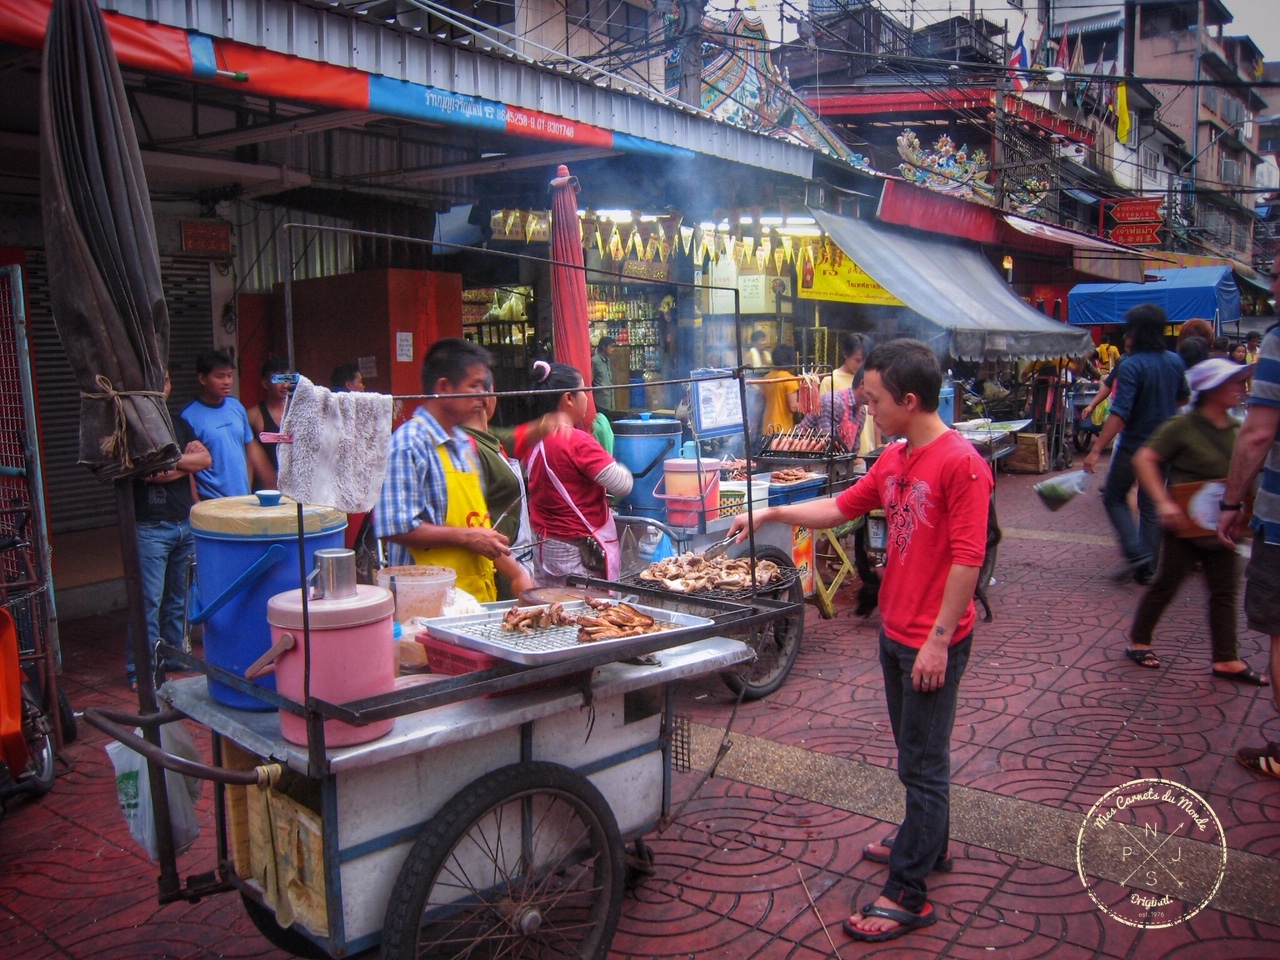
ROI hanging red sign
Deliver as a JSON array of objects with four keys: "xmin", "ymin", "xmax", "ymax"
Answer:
[
  {"xmin": 1109, "ymin": 222, "xmax": 1162, "ymax": 246},
  {"xmin": 1109, "ymin": 198, "xmax": 1164, "ymax": 223}
]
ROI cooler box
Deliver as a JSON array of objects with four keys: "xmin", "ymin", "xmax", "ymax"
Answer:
[{"xmin": 768, "ymin": 476, "xmax": 826, "ymax": 506}]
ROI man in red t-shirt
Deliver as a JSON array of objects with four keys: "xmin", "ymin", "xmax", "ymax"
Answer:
[{"xmin": 730, "ymin": 339, "xmax": 992, "ymax": 944}]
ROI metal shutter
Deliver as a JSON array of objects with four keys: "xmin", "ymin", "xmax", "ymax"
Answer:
[{"xmin": 25, "ymin": 252, "xmax": 214, "ymax": 533}]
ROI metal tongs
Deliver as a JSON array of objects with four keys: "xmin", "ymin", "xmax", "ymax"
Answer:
[{"xmin": 702, "ymin": 533, "xmax": 738, "ymax": 561}]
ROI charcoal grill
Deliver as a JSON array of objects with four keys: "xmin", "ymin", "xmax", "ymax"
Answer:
[{"xmin": 424, "ymin": 600, "xmax": 715, "ymax": 665}]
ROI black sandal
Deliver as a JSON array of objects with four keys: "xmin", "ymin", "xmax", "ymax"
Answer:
[
  {"xmin": 1124, "ymin": 647, "xmax": 1161, "ymax": 669},
  {"xmin": 1212, "ymin": 666, "xmax": 1269, "ymax": 686}
]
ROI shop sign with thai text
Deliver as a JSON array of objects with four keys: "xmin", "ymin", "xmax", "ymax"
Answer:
[
  {"xmin": 1108, "ymin": 222, "xmax": 1162, "ymax": 246},
  {"xmin": 1109, "ymin": 198, "xmax": 1164, "ymax": 224},
  {"xmin": 796, "ymin": 239, "xmax": 903, "ymax": 306}
]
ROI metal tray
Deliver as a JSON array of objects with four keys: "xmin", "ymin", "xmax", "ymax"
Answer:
[{"xmin": 422, "ymin": 601, "xmax": 715, "ymax": 665}]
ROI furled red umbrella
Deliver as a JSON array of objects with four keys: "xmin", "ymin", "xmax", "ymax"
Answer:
[
  {"xmin": 548, "ymin": 165, "xmax": 597, "ymax": 424},
  {"xmin": 39, "ymin": 0, "xmax": 182, "ymax": 883}
]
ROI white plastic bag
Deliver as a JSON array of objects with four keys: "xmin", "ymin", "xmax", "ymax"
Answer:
[
  {"xmin": 106, "ymin": 722, "xmax": 202, "ymax": 860},
  {"xmin": 1034, "ymin": 469, "xmax": 1092, "ymax": 512}
]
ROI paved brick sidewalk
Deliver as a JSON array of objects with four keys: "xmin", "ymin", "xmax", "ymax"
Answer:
[{"xmin": 3, "ymin": 468, "xmax": 1278, "ymax": 958}]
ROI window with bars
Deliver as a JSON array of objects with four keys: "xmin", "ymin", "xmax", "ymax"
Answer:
[{"xmin": 1140, "ymin": 146, "xmax": 1161, "ymax": 182}]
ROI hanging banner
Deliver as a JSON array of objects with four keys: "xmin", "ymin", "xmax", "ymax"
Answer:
[{"xmin": 796, "ymin": 238, "xmax": 904, "ymax": 305}]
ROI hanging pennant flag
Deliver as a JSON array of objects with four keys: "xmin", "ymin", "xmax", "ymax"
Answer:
[
  {"xmin": 759, "ymin": 238, "xmax": 772, "ymax": 265},
  {"xmin": 1055, "ymin": 23, "xmax": 1072, "ymax": 72},
  {"xmin": 781, "ymin": 235, "xmax": 794, "ymax": 263},
  {"xmin": 681, "ymin": 225, "xmax": 694, "ymax": 255},
  {"xmin": 631, "ymin": 229, "xmax": 645, "ymax": 259},
  {"xmin": 524, "ymin": 210, "xmax": 541, "ymax": 244},
  {"xmin": 644, "ymin": 235, "xmax": 659, "ymax": 262},
  {"xmin": 608, "ymin": 224, "xmax": 624, "ymax": 261},
  {"xmin": 756, "ymin": 247, "xmax": 769, "ymax": 272},
  {"xmin": 1008, "ymin": 20, "xmax": 1030, "ymax": 92},
  {"xmin": 594, "ymin": 222, "xmax": 605, "ymax": 259},
  {"xmin": 1115, "ymin": 81, "xmax": 1131, "ymax": 142},
  {"xmin": 741, "ymin": 237, "xmax": 755, "ymax": 264},
  {"xmin": 774, "ymin": 246, "xmax": 786, "ymax": 276}
]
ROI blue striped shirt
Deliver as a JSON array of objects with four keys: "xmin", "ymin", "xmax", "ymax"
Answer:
[
  {"xmin": 1249, "ymin": 325, "xmax": 1280, "ymax": 542},
  {"xmin": 374, "ymin": 406, "xmax": 480, "ymax": 568}
]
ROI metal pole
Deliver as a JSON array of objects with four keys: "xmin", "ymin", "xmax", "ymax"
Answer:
[
  {"xmin": 116, "ymin": 480, "xmax": 181, "ymax": 900},
  {"xmin": 281, "ymin": 226, "xmax": 296, "ymax": 373}
]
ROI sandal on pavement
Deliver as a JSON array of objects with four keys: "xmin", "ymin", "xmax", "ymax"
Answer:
[
  {"xmin": 1212, "ymin": 666, "xmax": 1269, "ymax": 687},
  {"xmin": 861, "ymin": 837, "xmax": 954, "ymax": 872},
  {"xmin": 1237, "ymin": 743, "xmax": 1280, "ymax": 780},
  {"xmin": 843, "ymin": 902, "xmax": 937, "ymax": 943},
  {"xmin": 1124, "ymin": 647, "xmax": 1161, "ymax": 669}
]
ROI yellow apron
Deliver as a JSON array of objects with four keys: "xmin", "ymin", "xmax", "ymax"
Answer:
[{"xmin": 409, "ymin": 439, "xmax": 496, "ymax": 603}]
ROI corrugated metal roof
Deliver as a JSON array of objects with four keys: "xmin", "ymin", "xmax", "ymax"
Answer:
[{"xmin": 103, "ymin": 0, "xmax": 818, "ymax": 180}]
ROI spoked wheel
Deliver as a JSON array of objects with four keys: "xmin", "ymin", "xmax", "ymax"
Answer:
[
  {"xmin": 719, "ymin": 546, "xmax": 805, "ymax": 701},
  {"xmin": 20, "ymin": 682, "xmax": 55, "ymax": 796},
  {"xmin": 381, "ymin": 762, "xmax": 625, "ymax": 960},
  {"xmin": 1073, "ymin": 428, "xmax": 1094, "ymax": 454}
]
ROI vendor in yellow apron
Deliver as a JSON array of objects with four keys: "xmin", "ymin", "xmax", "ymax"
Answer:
[{"xmin": 409, "ymin": 439, "xmax": 497, "ymax": 603}]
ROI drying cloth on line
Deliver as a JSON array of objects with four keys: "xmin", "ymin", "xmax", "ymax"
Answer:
[{"xmin": 278, "ymin": 375, "xmax": 392, "ymax": 513}]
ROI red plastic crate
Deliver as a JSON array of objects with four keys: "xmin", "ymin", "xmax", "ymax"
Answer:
[{"xmin": 416, "ymin": 633, "xmax": 589, "ymax": 697}]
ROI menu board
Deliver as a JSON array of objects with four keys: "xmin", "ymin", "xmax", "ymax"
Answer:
[{"xmin": 690, "ymin": 368, "xmax": 744, "ymax": 439}]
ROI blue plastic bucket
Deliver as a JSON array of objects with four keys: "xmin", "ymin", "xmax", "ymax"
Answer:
[
  {"xmin": 189, "ymin": 493, "xmax": 346, "ymax": 709},
  {"xmin": 938, "ymin": 382, "xmax": 955, "ymax": 426},
  {"xmin": 612, "ymin": 414, "xmax": 681, "ymax": 520},
  {"xmin": 629, "ymin": 374, "xmax": 647, "ymax": 409}
]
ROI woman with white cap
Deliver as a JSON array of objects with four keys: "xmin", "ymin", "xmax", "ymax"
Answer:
[{"xmin": 1125, "ymin": 357, "xmax": 1267, "ymax": 684}]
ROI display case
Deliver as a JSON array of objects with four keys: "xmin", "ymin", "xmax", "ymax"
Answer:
[
  {"xmin": 587, "ymin": 283, "xmax": 672, "ymax": 411},
  {"xmin": 463, "ymin": 286, "xmax": 534, "ymax": 421}
]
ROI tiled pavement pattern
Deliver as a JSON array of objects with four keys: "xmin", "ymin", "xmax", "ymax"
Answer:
[{"xmin": 3, "ymin": 468, "xmax": 1279, "ymax": 958}]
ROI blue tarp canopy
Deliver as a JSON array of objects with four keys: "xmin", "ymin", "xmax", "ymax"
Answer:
[{"xmin": 1068, "ymin": 266, "xmax": 1241, "ymax": 327}]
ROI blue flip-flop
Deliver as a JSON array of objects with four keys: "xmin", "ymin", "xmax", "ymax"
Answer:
[{"xmin": 843, "ymin": 901, "xmax": 937, "ymax": 942}]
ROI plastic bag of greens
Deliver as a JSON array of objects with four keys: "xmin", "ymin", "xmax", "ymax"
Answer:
[{"xmin": 1034, "ymin": 470, "xmax": 1092, "ymax": 512}]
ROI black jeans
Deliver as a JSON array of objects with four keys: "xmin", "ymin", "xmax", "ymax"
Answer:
[
  {"xmin": 878, "ymin": 630, "xmax": 973, "ymax": 912},
  {"xmin": 1131, "ymin": 533, "xmax": 1238, "ymax": 663}
]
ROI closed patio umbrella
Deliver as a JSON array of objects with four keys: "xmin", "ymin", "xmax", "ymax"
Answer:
[
  {"xmin": 549, "ymin": 165, "xmax": 597, "ymax": 424},
  {"xmin": 39, "ymin": 0, "xmax": 181, "ymax": 888},
  {"xmin": 40, "ymin": 0, "xmax": 177, "ymax": 481}
]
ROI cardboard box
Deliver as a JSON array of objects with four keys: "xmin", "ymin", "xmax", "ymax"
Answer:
[{"xmin": 1003, "ymin": 432, "xmax": 1049, "ymax": 474}]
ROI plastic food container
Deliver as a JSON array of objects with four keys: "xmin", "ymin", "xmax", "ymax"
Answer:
[
  {"xmin": 416, "ymin": 634, "xmax": 588, "ymax": 698},
  {"xmin": 266, "ymin": 585, "xmax": 396, "ymax": 746},
  {"xmin": 719, "ymin": 480, "xmax": 771, "ymax": 518},
  {"xmin": 377, "ymin": 565, "xmax": 457, "ymax": 620},
  {"xmin": 767, "ymin": 476, "xmax": 826, "ymax": 506}
]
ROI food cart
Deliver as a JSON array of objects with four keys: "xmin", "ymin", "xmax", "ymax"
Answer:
[{"xmin": 85, "ymin": 577, "xmax": 799, "ymax": 959}]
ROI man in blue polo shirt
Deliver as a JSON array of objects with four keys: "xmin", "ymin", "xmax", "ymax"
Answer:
[
  {"xmin": 1083, "ymin": 304, "xmax": 1188, "ymax": 584},
  {"xmin": 181, "ymin": 350, "xmax": 260, "ymax": 500}
]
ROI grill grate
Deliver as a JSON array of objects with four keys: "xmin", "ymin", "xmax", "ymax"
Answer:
[
  {"xmin": 671, "ymin": 714, "xmax": 691, "ymax": 773},
  {"xmin": 614, "ymin": 568, "xmax": 797, "ymax": 602},
  {"xmin": 449, "ymin": 617, "xmax": 674, "ymax": 654}
]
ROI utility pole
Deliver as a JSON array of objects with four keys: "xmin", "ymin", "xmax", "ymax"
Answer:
[
  {"xmin": 675, "ymin": 0, "xmax": 707, "ymax": 110},
  {"xmin": 994, "ymin": 44, "xmax": 1008, "ymax": 208}
]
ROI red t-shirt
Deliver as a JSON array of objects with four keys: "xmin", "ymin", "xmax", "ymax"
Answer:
[
  {"xmin": 526, "ymin": 428, "xmax": 616, "ymax": 539},
  {"xmin": 836, "ymin": 431, "xmax": 992, "ymax": 648}
]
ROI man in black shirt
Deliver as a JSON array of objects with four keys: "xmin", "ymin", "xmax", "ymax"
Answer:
[{"xmin": 127, "ymin": 371, "xmax": 211, "ymax": 689}]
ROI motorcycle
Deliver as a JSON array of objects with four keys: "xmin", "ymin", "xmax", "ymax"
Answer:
[{"xmin": 0, "ymin": 606, "xmax": 56, "ymax": 812}]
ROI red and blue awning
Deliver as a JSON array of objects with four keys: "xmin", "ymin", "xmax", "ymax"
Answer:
[{"xmin": 1, "ymin": 0, "xmax": 693, "ymax": 160}]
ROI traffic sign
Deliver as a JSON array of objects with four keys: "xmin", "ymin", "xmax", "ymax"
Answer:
[
  {"xmin": 1108, "ymin": 222, "xmax": 1162, "ymax": 245},
  {"xmin": 1110, "ymin": 198, "xmax": 1164, "ymax": 223}
]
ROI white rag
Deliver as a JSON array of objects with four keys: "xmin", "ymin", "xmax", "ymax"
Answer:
[{"xmin": 277, "ymin": 375, "xmax": 392, "ymax": 513}]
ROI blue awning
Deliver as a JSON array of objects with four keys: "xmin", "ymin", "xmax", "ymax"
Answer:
[{"xmin": 1067, "ymin": 267, "xmax": 1241, "ymax": 327}]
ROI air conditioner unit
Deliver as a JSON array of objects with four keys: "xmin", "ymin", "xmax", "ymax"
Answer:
[{"xmin": 1219, "ymin": 158, "xmax": 1242, "ymax": 184}]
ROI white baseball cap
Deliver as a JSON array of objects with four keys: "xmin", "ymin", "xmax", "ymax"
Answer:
[{"xmin": 1186, "ymin": 357, "xmax": 1255, "ymax": 403}]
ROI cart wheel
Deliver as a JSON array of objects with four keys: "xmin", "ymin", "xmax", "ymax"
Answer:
[
  {"xmin": 719, "ymin": 546, "xmax": 805, "ymax": 701},
  {"xmin": 1073, "ymin": 429, "xmax": 1093, "ymax": 454},
  {"xmin": 20, "ymin": 682, "xmax": 55, "ymax": 796},
  {"xmin": 381, "ymin": 761, "xmax": 625, "ymax": 960},
  {"xmin": 240, "ymin": 893, "xmax": 330, "ymax": 959},
  {"xmin": 57, "ymin": 687, "xmax": 77, "ymax": 743}
]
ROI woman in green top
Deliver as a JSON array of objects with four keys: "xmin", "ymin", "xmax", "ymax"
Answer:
[{"xmin": 1127, "ymin": 358, "xmax": 1266, "ymax": 685}]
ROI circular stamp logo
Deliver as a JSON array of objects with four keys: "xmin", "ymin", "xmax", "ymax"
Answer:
[{"xmin": 1076, "ymin": 778, "xmax": 1226, "ymax": 928}]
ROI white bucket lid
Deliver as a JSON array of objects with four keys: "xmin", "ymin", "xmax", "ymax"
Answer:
[{"xmin": 267, "ymin": 585, "xmax": 394, "ymax": 629}]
